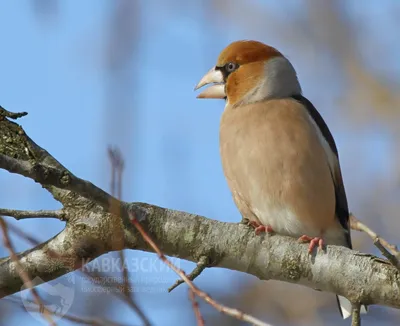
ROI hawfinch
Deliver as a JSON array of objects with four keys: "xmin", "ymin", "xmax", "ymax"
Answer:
[{"xmin": 195, "ymin": 40, "xmax": 367, "ymax": 319}]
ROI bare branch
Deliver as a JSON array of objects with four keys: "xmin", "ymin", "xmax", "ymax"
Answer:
[
  {"xmin": 108, "ymin": 146, "xmax": 151, "ymax": 326},
  {"xmin": 373, "ymin": 239, "xmax": 400, "ymax": 271},
  {"xmin": 17, "ymin": 299, "xmax": 125, "ymax": 326},
  {"xmin": 350, "ymin": 214, "xmax": 400, "ymax": 271},
  {"xmin": 189, "ymin": 289, "xmax": 205, "ymax": 326},
  {"xmin": 0, "ymin": 199, "xmax": 399, "ymax": 311},
  {"xmin": 0, "ymin": 106, "xmax": 27, "ymax": 120},
  {"xmin": 5, "ymin": 222, "xmax": 150, "ymax": 324},
  {"xmin": 0, "ymin": 208, "xmax": 66, "ymax": 221},
  {"xmin": 169, "ymin": 256, "xmax": 209, "ymax": 292},
  {"xmin": 0, "ymin": 153, "xmax": 120, "ymax": 212},
  {"xmin": 0, "ymin": 217, "xmax": 55, "ymax": 325},
  {"xmin": 351, "ymin": 303, "xmax": 361, "ymax": 326},
  {"xmin": 1, "ymin": 113, "xmax": 400, "ymax": 322},
  {"xmin": 130, "ymin": 210, "xmax": 273, "ymax": 326}
]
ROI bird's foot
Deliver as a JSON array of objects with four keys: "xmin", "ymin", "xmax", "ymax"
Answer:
[
  {"xmin": 298, "ymin": 235, "xmax": 324, "ymax": 253},
  {"xmin": 249, "ymin": 221, "xmax": 274, "ymax": 235}
]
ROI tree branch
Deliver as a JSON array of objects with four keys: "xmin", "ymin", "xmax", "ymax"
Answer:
[
  {"xmin": 1, "ymin": 108, "xmax": 400, "ymax": 320},
  {"xmin": 168, "ymin": 256, "xmax": 209, "ymax": 292},
  {"xmin": 0, "ymin": 217, "xmax": 55, "ymax": 325},
  {"xmin": 189, "ymin": 288, "xmax": 205, "ymax": 326},
  {"xmin": 0, "ymin": 106, "xmax": 27, "ymax": 120},
  {"xmin": 0, "ymin": 208, "xmax": 66, "ymax": 221},
  {"xmin": 0, "ymin": 201, "xmax": 398, "ymax": 308},
  {"xmin": 130, "ymin": 211, "xmax": 271, "ymax": 326},
  {"xmin": 351, "ymin": 303, "xmax": 361, "ymax": 326},
  {"xmin": 108, "ymin": 147, "xmax": 151, "ymax": 326},
  {"xmin": 0, "ymin": 153, "xmax": 119, "ymax": 213},
  {"xmin": 350, "ymin": 214, "xmax": 400, "ymax": 271}
]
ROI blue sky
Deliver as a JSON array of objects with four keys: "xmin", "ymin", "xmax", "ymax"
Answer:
[{"xmin": 0, "ymin": 1, "xmax": 399, "ymax": 325}]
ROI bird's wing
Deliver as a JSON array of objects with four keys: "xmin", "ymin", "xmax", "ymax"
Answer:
[{"xmin": 291, "ymin": 95, "xmax": 352, "ymax": 248}]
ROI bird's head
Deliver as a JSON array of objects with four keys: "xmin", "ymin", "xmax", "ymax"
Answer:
[{"xmin": 195, "ymin": 40, "xmax": 301, "ymax": 107}]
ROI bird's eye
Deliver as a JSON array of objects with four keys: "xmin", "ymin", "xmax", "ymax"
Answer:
[{"xmin": 225, "ymin": 62, "xmax": 238, "ymax": 73}]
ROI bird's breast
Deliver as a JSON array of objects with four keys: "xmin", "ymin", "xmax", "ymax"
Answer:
[{"xmin": 219, "ymin": 99, "xmax": 342, "ymax": 242}]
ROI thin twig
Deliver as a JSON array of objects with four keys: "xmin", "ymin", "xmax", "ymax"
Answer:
[
  {"xmin": 189, "ymin": 288, "xmax": 205, "ymax": 326},
  {"xmin": 0, "ymin": 217, "xmax": 56, "ymax": 325},
  {"xmin": 108, "ymin": 146, "xmax": 124, "ymax": 200},
  {"xmin": 129, "ymin": 212, "xmax": 272, "ymax": 326},
  {"xmin": 373, "ymin": 239, "xmax": 400, "ymax": 270},
  {"xmin": 169, "ymin": 256, "xmax": 208, "ymax": 292},
  {"xmin": 350, "ymin": 214, "xmax": 399, "ymax": 255},
  {"xmin": 350, "ymin": 214, "xmax": 400, "ymax": 271},
  {"xmin": 0, "ymin": 105, "xmax": 28, "ymax": 119},
  {"xmin": 109, "ymin": 147, "xmax": 130, "ymax": 297},
  {"xmin": 7, "ymin": 221, "xmax": 150, "ymax": 325},
  {"xmin": 0, "ymin": 208, "xmax": 66, "ymax": 221},
  {"xmin": 117, "ymin": 251, "xmax": 130, "ymax": 298},
  {"xmin": 108, "ymin": 146, "xmax": 151, "ymax": 326},
  {"xmin": 108, "ymin": 147, "xmax": 116, "ymax": 197},
  {"xmin": 17, "ymin": 299, "xmax": 127, "ymax": 326},
  {"xmin": 6, "ymin": 223, "xmax": 43, "ymax": 246},
  {"xmin": 351, "ymin": 303, "xmax": 361, "ymax": 326},
  {"xmin": 80, "ymin": 269, "xmax": 150, "ymax": 325}
]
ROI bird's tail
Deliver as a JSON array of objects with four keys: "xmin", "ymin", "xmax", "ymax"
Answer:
[{"xmin": 336, "ymin": 295, "xmax": 368, "ymax": 319}]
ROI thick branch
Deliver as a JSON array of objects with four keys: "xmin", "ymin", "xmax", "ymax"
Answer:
[
  {"xmin": 0, "ymin": 153, "xmax": 119, "ymax": 212},
  {"xmin": 0, "ymin": 202, "xmax": 398, "ymax": 310},
  {"xmin": 0, "ymin": 109, "xmax": 399, "ymax": 314}
]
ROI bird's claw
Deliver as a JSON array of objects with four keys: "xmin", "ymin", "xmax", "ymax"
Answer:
[
  {"xmin": 249, "ymin": 221, "xmax": 274, "ymax": 235},
  {"xmin": 298, "ymin": 235, "xmax": 324, "ymax": 253}
]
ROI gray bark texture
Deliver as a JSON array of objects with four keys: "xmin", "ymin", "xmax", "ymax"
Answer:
[{"xmin": 0, "ymin": 110, "xmax": 399, "ymax": 311}]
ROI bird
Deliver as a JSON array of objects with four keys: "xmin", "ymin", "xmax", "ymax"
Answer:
[{"xmin": 194, "ymin": 40, "xmax": 367, "ymax": 319}]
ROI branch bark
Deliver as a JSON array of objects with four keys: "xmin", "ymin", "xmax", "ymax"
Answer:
[{"xmin": 0, "ymin": 111, "xmax": 399, "ymax": 313}]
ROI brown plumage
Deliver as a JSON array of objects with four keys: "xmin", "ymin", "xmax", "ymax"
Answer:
[
  {"xmin": 220, "ymin": 98, "xmax": 347, "ymax": 245},
  {"xmin": 216, "ymin": 40, "xmax": 282, "ymax": 66},
  {"xmin": 195, "ymin": 40, "xmax": 366, "ymax": 319}
]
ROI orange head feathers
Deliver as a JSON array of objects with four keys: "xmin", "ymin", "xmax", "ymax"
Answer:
[
  {"xmin": 215, "ymin": 40, "xmax": 282, "ymax": 66},
  {"xmin": 195, "ymin": 40, "xmax": 301, "ymax": 107}
]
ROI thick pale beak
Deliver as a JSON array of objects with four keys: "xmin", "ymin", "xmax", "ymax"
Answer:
[{"xmin": 194, "ymin": 67, "xmax": 226, "ymax": 99}]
